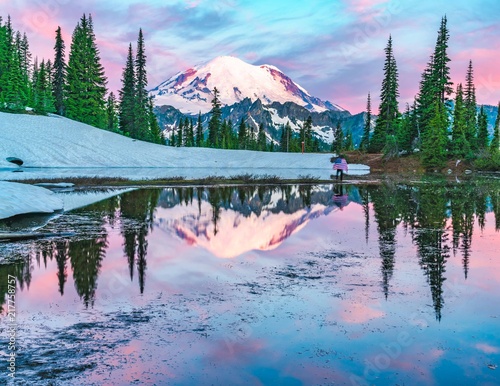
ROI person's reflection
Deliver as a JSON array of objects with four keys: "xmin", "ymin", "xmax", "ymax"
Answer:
[{"xmin": 333, "ymin": 184, "xmax": 349, "ymax": 210}]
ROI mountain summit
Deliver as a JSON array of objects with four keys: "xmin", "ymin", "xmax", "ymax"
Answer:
[{"xmin": 150, "ymin": 56, "xmax": 345, "ymax": 114}]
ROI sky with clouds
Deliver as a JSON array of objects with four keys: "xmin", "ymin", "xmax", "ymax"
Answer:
[{"xmin": 3, "ymin": 0, "xmax": 500, "ymax": 113}]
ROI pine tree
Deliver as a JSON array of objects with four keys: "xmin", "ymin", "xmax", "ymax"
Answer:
[
  {"xmin": 105, "ymin": 92, "xmax": 118, "ymax": 131},
  {"xmin": 422, "ymin": 101, "xmax": 448, "ymax": 169},
  {"xmin": 396, "ymin": 101, "xmax": 419, "ymax": 154},
  {"xmin": 195, "ymin": 112, "xmax": 203, "ymax": 146},
  {"xmin": 477, "ymin": 105, "xmax": 489, "ymax": 151},
  {"xmin": 148, "ymin": 97, "xmax": 163, "ymax": 144},
  {"xmin": 258, "ymin": 122, "xmax": 266, "ymax": 151},
  {"xmin": 303, "ymin": 116, "xmax": 313, "ymax": 152},
  {"xmin": 417, "ymin": 17, "xmax": 453, "ymax": 142},
  {"xmin": 134, "ymin": 28, "xmax": 149, "ymax": 139},
  {"xmin": 359, "ymin": 92, "xmax": 371, "ymax": 151},
  {"xmin": 33, "ymin": 60, "xmax": 55, "ymax": 114},
  {"xmin": 370, "ymin": 36, "xmax": 399, "ymax": 152},
  {"xmin": 464, "ymin": 60, "xmax": 477, "ymax": 150},
  {"xmin": 451, "ymin": 84, "xmax": 470, "ymax": 158},
  {"xmin": 343, "ymin": 129, "xmax": 354, "ymax": 151},
  {"xmin": 119, "ymin": 43, "xmax": 136, "ymax": 137},
  {"xmin": 185, "ymin": 118, "xmax": 194, "ymax": 147},
  {"xmin": 207, "ymin": 87, "xmax": 221, "ymax": 147},
  {"xmin": 491, "ymin": 102, "xmax": 500, "ymax": 154},
  {"xmin": 238, "ymin": 117, "xmax": 247, "ymax": 150},
  {"xmin": 65, "ymin": 14, "xmax": 107, "ymax": 128},
  {"xmin": 53, "ymin": 26, "xmax": 66, "ymax": 116},
  {"xmin": 280, "ymin": 122, "xmax": 293, "ymax": 152},
  {"xmin": 177, "ymin": 118, "xmax": 184, "ymax": 147}
]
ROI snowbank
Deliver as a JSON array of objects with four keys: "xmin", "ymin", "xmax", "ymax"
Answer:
[
  {"xmin": 0, "ymin": 181, "xmax": 63, "ymax": 220},
  {"xmin": 0, "ymin": 112, "xmax": 369, "ymax": 180}
]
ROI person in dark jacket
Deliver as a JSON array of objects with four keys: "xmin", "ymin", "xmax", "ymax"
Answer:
[{"xmin": 333, "ymin": 155, "xmax": 348, "ymax": 181}]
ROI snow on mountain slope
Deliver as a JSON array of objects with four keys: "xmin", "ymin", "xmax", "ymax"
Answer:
[
  {"xmin": 0, "ymin": 112, "xmax": 368, "ymax": 181},
  {"xmin": 150, "ymin": 56, "xmax": 345, "ymax": 114}
]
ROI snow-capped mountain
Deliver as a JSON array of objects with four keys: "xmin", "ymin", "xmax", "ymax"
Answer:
[{"xmin": 150, "ymin": 56, "xmax": 345, "ymax": 114}]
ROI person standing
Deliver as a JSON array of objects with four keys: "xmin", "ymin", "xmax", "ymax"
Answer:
[{"xmin": 333, "ymin": 155, "xmax": 348, "ymax": 181}]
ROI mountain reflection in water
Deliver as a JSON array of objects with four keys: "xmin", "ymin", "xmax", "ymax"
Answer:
[{"xmin": 0, "ymin": 181, "xmax": 499, "ymax": 322}]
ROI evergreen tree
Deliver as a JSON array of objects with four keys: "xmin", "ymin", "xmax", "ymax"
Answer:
[
  {"xmin": 134, "ymin": 28, "xmax": 149, "ymax": 139},
  {"xmin": 53, "ymin": 26, "xmax": 66, "ymax": 116},
  {"xmin": 491, "ymin": 102, "xmax": 500, "ymax": 154},
  {"xmin": 343, "ymin": 129, "xmax": 354, "ymax": 151},
  {"xmin": 417, "ymin": 17, "xmax": 453, "ymax": 142},
  {"xmin": 258, "ymin": 122, "xmax": 266, "ymax": 151},
  {"xmin": 105, "ymin": 92, "xmax": 118, "ymax": 132},
  {"xmin": 238, "ymin": 117, "xmax": 247, "ymax": 149},
  {"xmin": 451, "ymin": 84, "xmax": 470, "ymax": 158},
  {"xmin": 185, "ymin": 118, "xmax": 194, "ymax": 147},
  {"xmin": 65, "ymin": 14, "xmax": 107, "ymax": 128},
  {"xmin": 303, "ymin": 116, "xmax": 313, "ymax": 152},
  {"xmin": 207, "ymin": 87, "xmax": 221, "ymax": 147},
  {"xmin": 177, "ymin": 118, "xmax": 184, "ymax": 147},
  {"xmin": 359, "ymin": 92, "xmax": 372, "ymax": 151},
  {"xmin": 280, "ymin": 122, "xmax": 292, "ymax": 152},
  {"xmin": 119, "ymin": 43, "xmax": 136, "ymax": 137},
  {"xmin": 195, "ymin": 112, "xmax": 203, "ymax": 146},
  {"xmin": 477, "ymin": 105, "xmax": 489, "ymax": 151},
  {"xmin": 422, "ymin": 101, "xmax": 448, "ymax": 169},
  {"xmin": 397, "ymin": 102, "xmax": 418, "ymax": 154},
  {"xmin": 464, "ymin": 60, "xmax": 477, "ymax": 149},
  {"xmin": 370, "ymin": 36, "xmax": 399, "ymax": 152},
  {"xmin": 33, "ymin": 60, "xmax": 55, "ymax": 114},
  {"xmin": 148, "ymin": 97, "xmax": 163, "ymax": 144}
]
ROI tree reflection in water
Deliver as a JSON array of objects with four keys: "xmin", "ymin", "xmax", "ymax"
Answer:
[{"xmin": 0, "ymin": 180, "xmax": 499, "ymax": 317}]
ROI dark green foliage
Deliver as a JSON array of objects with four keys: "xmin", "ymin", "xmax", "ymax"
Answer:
[
  {"xmin": 53, "ymin": 26, "xmax": 66, "ymax": 116},
  {"xmin": 477, "ymin": 105, "xmax": 489, "ymax": 150},
  {"xmin": 207, "ymin": 87, "xmax": 221, "ymax": 147},
  {"xmin": 370, "ymin": 36, "xmax": 399, "ymax": 153},
  {"xmin": 359, "ymin": 93, "xmax": 371, "ymax": 151},
  {"xmin": 238, "ymin": 117, "xmax": 247, "ymax": 150},
  {"xmin": 148, "ymin": 97, "xmax": 164, "ymax": 144},
  {"xmin": 397, "ymin": 102, "xmax": 418, "ymax": 154},
  {"xmin": 464, "ymin": 60, "xmax": 477, "ymax": 150},
  {"xmin": 134, "ymin": 28, "xmax": 149, "ymax": 140},
  {"xmin": 105, "ymin": 92, "xmax": 118, "ymax": 132},
  {"xmin": 196, "ymin": 112, "xmax": 203, "ymax": 146},
  {"xmin": 279, "ymin": 121, "xmax": 293, "ymax": 152},
  {"xmin": 185, "ymin": 118, "xmax": 194, "ymax": 147},
  {"xmin": 119, "ymin": 43, "xmax": 136, "ymax": 137},
  {"xmin": 343, "ymin": 129, "xmax": 354, "ymax": 151},
  {"xmin": 176, "ymin": 118, "xmax": 184, "ymax": 147},
  {"xmin": 65, "ymin": 14, "xmax": 107, "ymax": 128},
  {"xmin": 491, "ymin": 101, "xmax": 500, "ymax": 154},
  {"xmin": 451, "ymin": 84, "xmax": 470, "ymax": 158},
  {"xmin": 32, "ymin": 60, "xmax": 55, "ymax": 114},
  {"xmin": 422, "ymin": 102, "xmax": 448, "ymax": 169}
]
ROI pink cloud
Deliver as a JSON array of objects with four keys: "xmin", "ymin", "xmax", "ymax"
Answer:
[
  {"xmin": 475, "ymin": 343, "xmax": 500, "ymax": 354},
  {"xmin": 340, "ymin": 301, "xmax": 385, "ymax": 324}
]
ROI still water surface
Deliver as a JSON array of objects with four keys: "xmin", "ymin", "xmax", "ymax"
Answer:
[{"xmin": 1, "ymin": 181, "xmax": 499, "ymax": 385}]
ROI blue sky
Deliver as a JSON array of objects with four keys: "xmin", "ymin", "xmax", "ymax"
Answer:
[{"xmin": 4, "ymin": 0, "xmax": 500, "ymax": 112}]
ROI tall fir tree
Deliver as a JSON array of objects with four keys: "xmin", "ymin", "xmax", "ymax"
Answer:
[
  {"xmin": 177, "ymin": 118, "xmax": 184, "ymax": 147},
  {"xmin": 464, "ymin": 60, "xmax": 477, "ymax": 150},
  {"xmin": 134, "ymin": 28, "xmax": 149, "ymax": 140},
  {"xmin": 238, "ymin": 117, "xmax": 247, "ymax": 149},
  {"xmin": 33, "ymin": 60, "xmax": 55, "ymax": 114},
  {"xmin": 490, "ymin": 102, "xmax": 500, "ymax": 154},
  {"xmin": 148, "ymin": 97, "xmax": 163, "ymax": 144},
  {"xmin": 359, "ymin": 92, "xmax": 371, "ymax": 151},
  {"xmin": 451, "ymin": 84, "xmax": 470, "ymax": 158},
  {"xmin": 196, "ymin": 112, "xmax": 203, "ymax": 146},
  {"xmin": 65, "ymin": 14, "xmax": 107, "ymax": 128},
  {"xmin": 185, "ymin": 118, "xmax": 194, "ymax": 147},
  {"xmin": 370, "ymin": 35, "xmax": 399, "ymax": 152},
  {"xmin": 422, "ymin": 101, "xmax": 448, "ymax": 169},
  {"xmin": 304, "ymin": 116, "xmax": 313, "ymax": 152},
  {"xmin": 53, "ymin": 26, "xmax": 66, "ymax": 116},
  {"xmin": 105, "ymin": 92, "xmax": 118, "ymax": 132},
  {"xmin": 119, "ymin": 43, "xmax": 136, "ymax": 137},
  {"xmin": 207, "ymin": 87, "xmax": 221, "ymax": 147},
  {"xmin": 280, "ymin": 122, "xmax": 293, "ymax": 152},
  {"xmin": 477, "ymin": 105, "xmax": 489, "ymax": 151},
  {"xmin": 433, "ymin": 16, "xmax": 453, "ymax": 106}
]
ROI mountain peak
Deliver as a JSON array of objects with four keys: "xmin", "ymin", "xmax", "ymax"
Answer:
[{"xmin": 150, "ymin": 56, "xmax": 345, "ymax": 114}]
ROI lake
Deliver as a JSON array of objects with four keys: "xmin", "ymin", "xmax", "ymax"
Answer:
[{"xmin": 1, "ymin": 179, "xmax": 499, "ymax": 385}]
